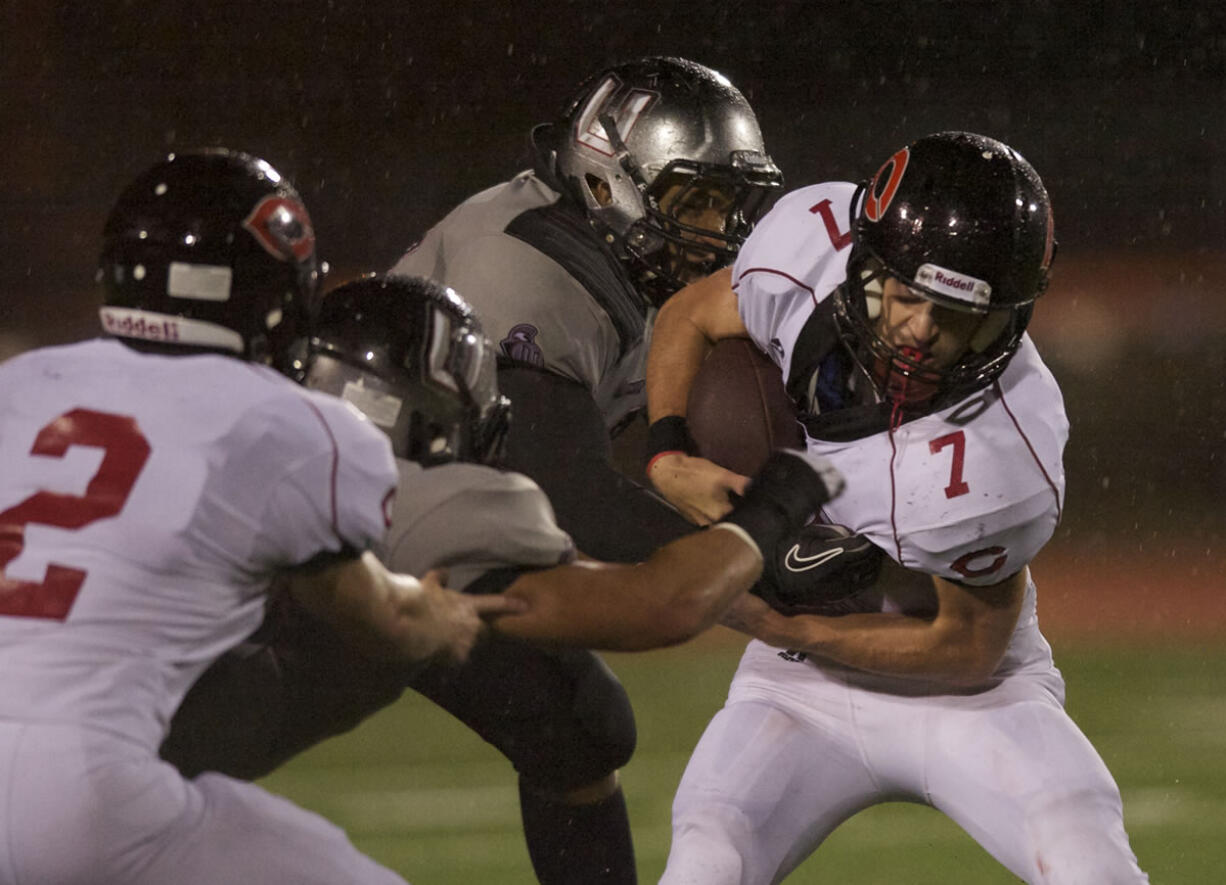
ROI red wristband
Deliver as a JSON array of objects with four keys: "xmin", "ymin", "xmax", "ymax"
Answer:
[{"xmin": 646, "ymin": 449, "xmax": 688, "ymax": 474}]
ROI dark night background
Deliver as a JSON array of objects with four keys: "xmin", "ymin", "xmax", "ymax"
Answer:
[{"xmin": 2, "ymin": 1, "xmax": 1224, "ymax": 560}]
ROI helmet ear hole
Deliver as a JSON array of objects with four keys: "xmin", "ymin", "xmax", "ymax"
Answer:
[{"xmin": 585, "ymin": 175, "xmax": 614, "ymax": 207}]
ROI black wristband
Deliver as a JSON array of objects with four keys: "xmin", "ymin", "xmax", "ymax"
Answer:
[{"xmin": 645, "ymin": 415, "xmax": 697, "ymax": 463}]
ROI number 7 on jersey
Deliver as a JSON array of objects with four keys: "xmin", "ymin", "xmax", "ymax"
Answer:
[{"xmin": 929, "ymin": 430, "xmax": 970, "ymax": 499}]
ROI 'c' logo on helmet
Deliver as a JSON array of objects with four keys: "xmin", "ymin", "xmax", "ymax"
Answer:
[
  {"xmin": 242, "ymin": 195, "xmax": 316, "ymax": 263},
  {"xmin": 864, "ymin": 147, "xmax": 910, "ymax": 223}
]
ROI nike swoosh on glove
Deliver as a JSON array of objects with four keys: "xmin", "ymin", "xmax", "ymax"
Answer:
[{"xmin": 752, "ymin": 522, "xmax": 884, "ymax": 616}]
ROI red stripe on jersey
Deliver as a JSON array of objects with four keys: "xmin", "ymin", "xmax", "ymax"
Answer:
[
  {"xmin": 994, "ymin": 380, "xmax": 1063, "ymax": 522},
  {"xmin": 886, "ymin": 427, "xmax": 905, "ymax": 563},
  {"xmin": 734, "ymin": 267, "xmax": 820, "ymax": 309}
]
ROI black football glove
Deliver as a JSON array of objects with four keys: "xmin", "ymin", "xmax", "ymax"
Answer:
[
  {"xmin": 752, "ymin": 523, "xmax": 884, "ymax": 616},
  {"xmin": 720, "ymin": 449, "xmax": 845, "ymax": 559}
]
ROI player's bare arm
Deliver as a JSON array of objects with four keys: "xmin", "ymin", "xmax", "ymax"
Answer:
[
  {"xmin": 646, "ymin": 265, "xmax": 754, "ymax": 524},
  {"xmin": 723, "ymin": 563, "xmax": 1029, "ymax": 686},
  {"xmin": 491, "ymin": 448, "xmax": 844, "ymax": 651},
  {"xmin": 487, "ymin": 524, "xmax": 763, "ymax": 651},
  {"xmin": 287, "ymin": 552, "xmax": 526, "ymax": 664}
]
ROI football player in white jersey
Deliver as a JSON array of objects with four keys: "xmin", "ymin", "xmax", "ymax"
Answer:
[
  {"xmin": 387, "ymin": 57, "xmax": 783, "ymax": 883},
  {"xmin": 161, "ymin": 273, "xmax": 848, "ymax": 883},
  {"xmin": 0, "ymin": 151, "xmax": 527, "ymax": 885},
  {"xmin": 644, "ymin": 132, "xmax": 1149, "ymax": 883}
]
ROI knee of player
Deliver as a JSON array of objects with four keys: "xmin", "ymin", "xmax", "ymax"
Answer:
[
  {"xmin": 665, "ymin": 810, "xmax": 752, "ymax": 883},
  {"xmin": 1024, "ymin": 790, "xmax": 1147, "ymax": 883},
  {"xmin": 518, "ymin": 658, "xmax": 638, "ymax": 791}
]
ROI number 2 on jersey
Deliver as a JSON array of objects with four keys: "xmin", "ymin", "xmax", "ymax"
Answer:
[{"xmin": 0, "ymin": 409, "xmax": 150, "ymax": 620}]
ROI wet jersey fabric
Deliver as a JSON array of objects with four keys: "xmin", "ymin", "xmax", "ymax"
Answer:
[
  {"xmin": 0, "ymin": 338, "xmax": 396, "ymax": 748},
  {"xmin": 0, "ymin": 339, "xmax": 406, "ymax": 885},
  {"xmin": 390, "ymin": 170, "xmax": 651, "ymax": 431},
  {"xmin": 660, "ymin": 185, "xmax": 1148, "ymax": 884},
  {"xmin": 732, "ymin": 181, "xmax": 1068, "ymax": 686}
]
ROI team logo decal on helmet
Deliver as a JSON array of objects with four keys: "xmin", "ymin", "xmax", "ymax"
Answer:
[
  {"xmin": 538, "ymin": 57, "xmax": 783, "ymax": 305},
  {"xmin": 242, "ymin": 195, "xmax": 316, "ymax": 263},
  {"xmin": 574, "ymin": 75, "xmax": 658, "ymax": 158},
  {"xmin": 863, "ymin": 147, "xmax": 910, "ymax": 223},
  {"xmin": 828, "ymin": 131, "xmax": 1056, "ymax": 410}
]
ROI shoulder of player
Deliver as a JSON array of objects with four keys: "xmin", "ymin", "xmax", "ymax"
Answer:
[
  {"xmin": 384, "ymin": 460, "xmax": 571, "ymax": 582},
  {"xmin": 735, "ymin": 181, "xmax": 858, "ymax": 291},
  {"xmin": 228, "ymin": 377, "xmax": 392, "ymax": 469},
  {"xmin": 389, "ymin": 170, "xmax": 556, "ymax": 272},
  {"xmin": 393, "ymin": 461, "xmax": 554, "ymax": 530}
]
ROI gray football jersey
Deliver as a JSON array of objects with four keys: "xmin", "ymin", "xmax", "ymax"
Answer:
[
  {"xmin": 382, "ymin": 460, "xmax": 576, "ymax": 590},
  {"xmin": 389, "ymin": 170, "xmax": 651, "ymax": 431}
]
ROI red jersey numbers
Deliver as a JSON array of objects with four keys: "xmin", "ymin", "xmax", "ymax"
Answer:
[
  {"xmin": 808, "ymin": 199, "xmax": 852, "ymax": 251},
  {"xmin": 0, "ymin": 409, "xmax": 150, "ymax": 620},
  {"xmin": 929, "ymin": 430, "xmax": 970, "ymax": 499}
]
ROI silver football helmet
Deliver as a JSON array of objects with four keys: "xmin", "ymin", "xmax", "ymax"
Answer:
[{"xmin": 533, "ymin": 56, "xmax": 783, "ymax": 304}]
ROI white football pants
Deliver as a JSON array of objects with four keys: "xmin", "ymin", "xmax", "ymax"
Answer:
[
  {"xmin": 660, "ymin": 647, "xmax": 1148, "ymax": 884},
  {"xmin": 0, "ymin": 722, "xmax": 408, "ymax": 885}
]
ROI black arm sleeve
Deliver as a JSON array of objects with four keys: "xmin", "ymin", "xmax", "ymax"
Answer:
[{"xmin": 496, "ymin": 364, "xmax": 695, "ymax": 563}]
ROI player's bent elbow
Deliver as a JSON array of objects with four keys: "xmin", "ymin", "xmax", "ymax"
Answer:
[{"xmin": 940, "ymin": 640, "xmax": 1010, "ymax": 687}]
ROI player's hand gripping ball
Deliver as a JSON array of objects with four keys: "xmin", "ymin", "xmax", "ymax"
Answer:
[{"xmin": 754, "ymin": 523, "xmax": 885, "ymax": 616}]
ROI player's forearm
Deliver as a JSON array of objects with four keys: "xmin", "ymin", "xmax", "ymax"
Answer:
[
  {"xmin": 646, "ymin": 266, "xmax": 744, "ymax": 421},
  {"xmin": 745, "ymin": 606, "xmax": 1010, "ymax": 686},
  {"xmin": 493, "ymin": 526, "xmax": 762, "ymax": 651},
  {"xmin": 732, "ymin": 564, "xmax": 1026, "ymax": 685}
]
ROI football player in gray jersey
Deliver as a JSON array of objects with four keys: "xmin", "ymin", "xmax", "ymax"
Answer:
[
  {"xmin": 390, "ymin": 56, "xmax": 782, "ymax": 563},
  {"xmin": 163, "ymin": 275, "xmax": 845, "ymax": 885},
  {"xmin": 386, "ymin": 56, "xmax": 782, "ymax": 881}
]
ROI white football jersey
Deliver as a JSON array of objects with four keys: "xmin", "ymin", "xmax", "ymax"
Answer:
[
  {"xmin": 732, "ymin": 183, "xmax": 1068, "ymax": 680},
  {"xmin": 0, "ymin": 339, "xmax": 397, "ymax": 749},
  {"xmin": 734, "ymin": 182, "xmax": 1068, "ymax": 586}
]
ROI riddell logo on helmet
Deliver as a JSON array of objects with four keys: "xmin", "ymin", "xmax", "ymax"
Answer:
[
  {"xmin": 934, "ymin": 270, "xmax": 974, "ymax": 291},
  {"xmin": 101, "ymin": 309, "xmax": 180, "ymax": 342},
  {"xmin": 915, "ymin": 263, "xmax": 991, "ymax": 306}
]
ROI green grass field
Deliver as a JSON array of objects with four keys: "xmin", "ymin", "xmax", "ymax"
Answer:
[{"xmin": 260, "ymin": 635, "xmax": 1225, "ymax": 883}]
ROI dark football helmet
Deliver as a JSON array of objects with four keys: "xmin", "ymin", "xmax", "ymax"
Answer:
[
  {"xmin": 833, "ymin": 131, "xmax": 1056, "ymax": 405},
  {"xmin": 302, "ymin": 275, "xmax": 511, "ymax": 466},
  {"xmin": 533, "ymin": 56, "xmax": 783, "ymax": 304},
  {"xmin": 98, "ymin": 149, "xmax": 319, "ymax": 369}
]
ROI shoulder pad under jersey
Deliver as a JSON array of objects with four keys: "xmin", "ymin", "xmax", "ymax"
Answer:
[
  {"xmin": 733, "ymin": 182, "xmax": 858, "ymax": 381},
  {"xmin": 383, "ymin": 460, "xmax": 576, "ymax": 589}
]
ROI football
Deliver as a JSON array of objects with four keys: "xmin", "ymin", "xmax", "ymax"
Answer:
[{"xmin": 686, "ymin": 338, "xmax": 804, "ymax": 476}]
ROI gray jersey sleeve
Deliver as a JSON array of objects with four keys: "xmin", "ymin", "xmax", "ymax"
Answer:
[{"xmin": 382, "ymin": 460, "xmax": 576, "ymax": 590}]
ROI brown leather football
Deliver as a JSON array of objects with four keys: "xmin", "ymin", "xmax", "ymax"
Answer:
[{"xmin": 686, "ymin": 338, "xmax": 804, "ymax": 476}]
